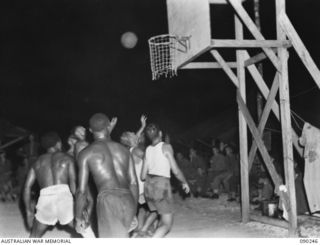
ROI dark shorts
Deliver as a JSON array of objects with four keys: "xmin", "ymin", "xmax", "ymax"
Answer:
[
  {"xmin": 96, "ymin": 188, "xmax": 136, "ymax": 238},
  {"xmin": 144, "ymin": 175, "xmax": 174, "ymax": 214}
]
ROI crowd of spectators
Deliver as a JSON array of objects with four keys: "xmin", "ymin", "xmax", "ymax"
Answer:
[{"xmin": 175, "ymin": 138, "xmax": 241, "ymax": 202}]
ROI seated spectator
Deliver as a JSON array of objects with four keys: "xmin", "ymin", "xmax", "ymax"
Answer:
[
  {"xmin": 189, "ymin": 148, "xmax": 208, "ymax": 197},
  {"xmin": 251, "ymin": 162, "xmax": 274, "ymax": 206},
  {"xmin": 176, "ymin": 152, "xmax": 197, "ymax": 196},
  {"xmin": 225, "ymin": 145, "xmax": 239, "ymax": 202},
  {"xmin": 294, "ymin": 161, "xmax": 309, "ymax": 215},
  {"xmin": 211, "ymin": 139, "xmax": 227, "ymax": 154},
  {"xmin": 17, "ymin": 134, "xmax": 40, "ymax": 169},
  {"xmin": 0, "ymin": 150, "xmax": 16, "ymax": 202},
  {"xmin": 207, "ymin": 146, "xmax": 232, "ymax": 199}
]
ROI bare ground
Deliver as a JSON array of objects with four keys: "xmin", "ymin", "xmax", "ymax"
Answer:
[{"xmin": 0, "ymin": 193, "xmax": 317, "ymax": 238}]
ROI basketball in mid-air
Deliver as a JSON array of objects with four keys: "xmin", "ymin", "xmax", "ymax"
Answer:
[{"xmin": 121, "ymin": 31, "xmax": 138, "ymax": 49}]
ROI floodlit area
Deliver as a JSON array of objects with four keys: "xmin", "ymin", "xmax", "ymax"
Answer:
[{"xmin": 1, "ymin": 194, "xmax": 319, "ymax": 238}]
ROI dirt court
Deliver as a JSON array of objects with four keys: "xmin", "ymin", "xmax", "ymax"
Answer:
[{"xmin": 1, "ymin": 193, "xmax": 299, "ymax": 238}]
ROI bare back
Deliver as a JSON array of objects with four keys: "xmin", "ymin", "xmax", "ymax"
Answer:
[
  {"xmin": 75, "ymin": 140, "xmax": 88, "ymax": 159},
  {"xmin": 32, "ymin": 152, "xmax": 74, "ymax": 189},
  {"xmin": 80, "ymin": 140, "xmax": 132, "ymax": 192}
]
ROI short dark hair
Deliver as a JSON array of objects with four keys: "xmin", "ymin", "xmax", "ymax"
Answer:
[
  {"xmin": 145, "ymin": 123, "xmax": 161, "ymax": 142},
  {"xmin": 41, "ymin": 132, "xmax": 61, "ymax": 150},
  {"xmin": 89, "ymin": 113, "xmax": 110, "ymax": 132}
]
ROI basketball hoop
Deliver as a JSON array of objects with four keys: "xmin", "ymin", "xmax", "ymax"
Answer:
[{"xmin": 148, "ymin": 34, "xmax": 190, "ymax": 80}]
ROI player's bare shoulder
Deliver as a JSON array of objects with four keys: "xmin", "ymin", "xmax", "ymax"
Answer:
[
  {"xmin": 33, "ymin": 153, "xmax": 50, "ymax": 170},
  {"xmin": 52, "ymin": 152, "xmax": 74, "ymax": 169},
  {"xmin": 107, "ymin": 140, "xmax": 130, "ymax": 155},
  {"xmin": 75, "ymin": 140, "xmax": 88, "ymax": 155}
]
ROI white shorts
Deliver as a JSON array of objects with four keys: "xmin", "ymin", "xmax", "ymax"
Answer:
[{"xmin": 35, "ymin": 184, "xmax": 74, "ymax": 226}]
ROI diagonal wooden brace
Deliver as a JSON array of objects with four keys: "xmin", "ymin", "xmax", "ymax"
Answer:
[
  {"xmin": 237, "ymin": 91, "xmax": 290, "ymax": 211},
  {"xmin": 227, "ymin": 0, "xmax": 281, "ymax": 71},
  {"xmin": 244, "ymin": 51, "xmax": 303, "ymax": 157},
  {"xmin": 279, "ymin": 11, "xmax": 320, "ymax": 89},
  {"xmin": 248, "ymin": 73, "xmax": 279, "ymax": 171},
  {"xmin": 211, "ymin": 50, "xmax": 239, "ymax": 87}
]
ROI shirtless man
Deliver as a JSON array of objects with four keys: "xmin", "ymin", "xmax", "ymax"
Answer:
[
  {"xmin": 141, "ymin": 123, "xmax": 190, "ymax": 237},
  {"xmin": 120, "ymin": 115, "xmax": 148, "ymax": 234},
  {"xmin": 68, "ymin": 126, "xmax": 96, "ymax": 238},
  {"xmin": 73, "ymin": 117, "xmax": 118, "ymax": 157},
  {"xmin": 67, "ymin": 135, "xmax": 77, "ymax": 157},
  {"xmin": 75, "ymin": 113, "xmax": 138, "ymax": 237},
  {"xmin": 23, "ymin": 132, "xmax": 76, "ymax": 238}
]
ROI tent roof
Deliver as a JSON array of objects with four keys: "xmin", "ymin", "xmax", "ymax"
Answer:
[{"xmin": 0, "ymin": 119, "xmax": 29, "ymax": 140}]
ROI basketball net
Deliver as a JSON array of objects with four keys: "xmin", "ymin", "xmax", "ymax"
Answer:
[{"xmin": 148, "ymin": 35, "xmax": 179, "ymax": 80}]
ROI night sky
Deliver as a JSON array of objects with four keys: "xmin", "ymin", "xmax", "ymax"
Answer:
[{"xmin": 0, "ymin": 0, "xmax": 320, "ymax": 141}]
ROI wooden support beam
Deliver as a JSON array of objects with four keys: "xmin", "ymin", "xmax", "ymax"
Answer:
[
  {"xmin": 248, "ymin": 74, "xmax": 279, "ymax": 171},
  {"xmin": 235, "ymin": 13, "xmax": 249, "ymax": 224},
  {"xmin": 210, "ymin": 50, "xmax": 239, "ymax": 87},
  {"xmin": 244, "ymin": 43, "xmax": 292, "ymax": 67},
  {"xmin": 279, "ymin": 11, "xmax": 320, "ymax": 89},
  {"xmin": 244, "ymin": 51, "xmax": 304, "ymax": 157},
  {"xmin": 0, "ymin": 136, "xmax": 26, "ymax": 150},
  {"xmin": 250, "ymin": 214, "xmax": 289, "ymax": 229},
  {"xmin": 237, "ymin": 91, "xmax": 291, "ymax": 212},
  {"xmin": 276, "ymin": 0, "xmax": 298, "ymax": 236},
  {"xmin": 211, "ymin": 39, "xmax": 290, "ymax": 48},
  {"xmin": 237, "ymin": 92, "xmax": 283, "ymax": 187},
  {"xmin": 245, "ymin": 51, "xmax": 268, "ymax": 67},
  {"xmin": 209, "ymin": 0, "xmax": 246, "ymax": 4},
  {"xmin": 228, "ymin": 0, "xmax": 281, "ymax": 71},
  {"xmin": 182, "ymin": 62, "xmax": 237, "ymax": 69}
]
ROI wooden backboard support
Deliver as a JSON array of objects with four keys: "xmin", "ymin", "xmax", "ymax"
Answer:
[
  {"xmin": 162, "ymin": 0, "xmax": 320, "ymax": 237},
  {"xmin": 167, "ymin": 0, "xmax": 212, "ymax": 68}
]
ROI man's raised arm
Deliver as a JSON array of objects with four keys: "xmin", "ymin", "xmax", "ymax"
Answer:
[
  {"xmin": 67, "ymin": 156, "xmax": 76, "ymax": 195},
  {"xmin": 23, "ymin": 166, "xmax": 36, "ymax": 229},
  {"xmin": 75, "ymin": 149, "xmax": 90, "ymax": 232},
  {"xmin": 128, "ymin": 154, "xmax": 139, "ymax": 206},
  {"xmin": 135, "ymin": 115, "xmax": 147, "ymax": 140}
]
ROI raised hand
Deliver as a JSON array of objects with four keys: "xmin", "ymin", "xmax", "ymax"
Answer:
[
  {"xmin": 75, "ymin": 218, "xmax": 87, "ymax": 234},
  {"xmin": 140, "ymin": 115, "xmax": 147, "ymax": 128},
  {"xmin": 109, "ymin": 117, "xmax": 118, "ymax": 133}
]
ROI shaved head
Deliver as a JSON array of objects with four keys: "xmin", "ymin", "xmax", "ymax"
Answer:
[
  {"xmin": 89, "ymin": 113, "xmax": 110, "ymax": 132},
  {"xmin": 41, "ymin": 132, "xmax": 61, "ymax": 150}
]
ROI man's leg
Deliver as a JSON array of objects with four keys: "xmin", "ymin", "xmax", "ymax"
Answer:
[
  {"xmin": 139, "ymin": 211, "xmax": 158, "ymax": 234},
  {"xmin": 152, "ymin": 213, "xmax": 173, "ymax": 238},
  {"xmin": 137, "ymin": 205, "xmax": 147, "ymax": 230},
  {"xmin": 30, "ymin": 219, "xmax": 48, "ymax": 238},
  {"xmin": 211, "ymin": 173, "xmax": 224, "ymax": 198},
  {"xmin": 222, "ymin": 173, "xmax": 233, "ymax": 194}
]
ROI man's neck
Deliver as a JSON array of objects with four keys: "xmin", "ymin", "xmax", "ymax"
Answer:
[
  {"xmin": 48, "ymin": 148, "xmax": 57, "ymax": 154},
  {"xmin": 152, "ymin": 138, "xmax": 162, "ymax": 146},
  {"xmin": 95, "ymin": 133, "xmax": 110, "ymax": 141}
]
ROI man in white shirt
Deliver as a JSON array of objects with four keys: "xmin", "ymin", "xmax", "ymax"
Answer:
[{"xmin": 141, "ymin": 123, "xmax": 190, "ymax": 237}]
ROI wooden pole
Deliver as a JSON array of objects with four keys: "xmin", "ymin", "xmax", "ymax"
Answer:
[
  {"xmin": 276, "ymin": 0, "xmax": 298, "ymax": 236},
  {"xmin": 228, "ymin": 0, "xmax": 281, "ymax": 71},
  {"xmin": 235, "ymin": 12, "xmax": 249, "ymax": 223},
  {"xmin": 254, "ymin": 0, "xmax": 264, "ymax": 121},
  {"xmin": 279, "ymin": 12, "xmax": 320, "ymax": 89}
]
